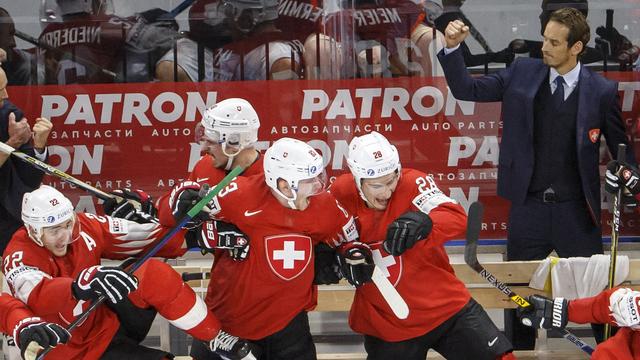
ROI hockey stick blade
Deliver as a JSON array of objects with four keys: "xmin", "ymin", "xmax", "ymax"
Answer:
[
  {"xmin": 371, "ymin": 266, "xmax": 409, "ymax": 319},
  {"xmin": 463, "ymin": 201, "xmax": 594, "ymax": 355},
  {"xmin": 464, "ymin": 202, "xmax": 483, "ymax": 271},
  {"xmin": 36, "ymin": 166, "xmax": 244, "ymax": 359}
]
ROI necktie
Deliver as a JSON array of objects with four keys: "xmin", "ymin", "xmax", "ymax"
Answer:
[{"xmin": 553, "ymin": 76, "xmax": 565, "ymax": 107}]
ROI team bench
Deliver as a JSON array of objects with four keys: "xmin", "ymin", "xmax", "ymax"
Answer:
[{"xmin": 168, "ymin": 258, "xmax": 640, "ymax": 359}]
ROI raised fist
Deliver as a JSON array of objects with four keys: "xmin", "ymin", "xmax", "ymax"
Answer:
[
  {"xmin": 32, "ymin": 117, "xmax": 53, "ymax": 151},
  {"xmin": 444, "ymin": 20, "xmax": 470, "ymax": 49},
  {"xmin": 384, "ymin": 211, "xmax": 432, "ymax": 256}
]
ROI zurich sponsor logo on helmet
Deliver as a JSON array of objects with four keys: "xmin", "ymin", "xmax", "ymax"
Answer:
[
  {"xmin": 367, "ymin": 169, "xmax": 375, "ymax": 176},
  {"xmin": 47, "ymin": 216, "xmax": 56, "ymax": 223}
]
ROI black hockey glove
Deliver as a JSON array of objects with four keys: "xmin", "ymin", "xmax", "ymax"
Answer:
[
  {"xmin": 383, "ymin": 211, "xmax": 432, "ymax": 256},
  {"xmin": 517, "ymin": 295, "xmax": 569, "ymax": 330},
  {"xmin": 169, "ymin": 181, "xmax": 211, "ymax": 228},
  {"xmin": 336, "ymin": 242, "xmax": 374, "ymax": 287},
  {"xmin": 209, "ymin": 330, "xmax": 261, "ymax": 360},
  {"xmin": 72, "ymin": 265, "xmax": 138, "ymax": 305},
  {"xmin": 14, "ymin": 318, "xmax": 70, "ymax": 360},
  {"xmin": 103, "ymin": 188, "xmax": 157, "ymax": 223},
  {"xmin": 313, "ymin": 243, "xmax": 342, "ymax": 285},
  {"xmin": 198, "ymin": 220, "xmax": 250, "ymax": 261},
  {"xmin": 605, "ymin": 161, "xmax": 640, "ymax": 207}
]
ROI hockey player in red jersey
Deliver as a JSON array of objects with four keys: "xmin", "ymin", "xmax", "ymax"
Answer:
[
  {"xmin": 328, "ymin": 132, "xmax": 516, "ymax": 360},
  {"xmin": 122, "ymin": 98, "xmax": 265, "ymax": 259},
  {"xmin": 3, "ymin": 185, "xmax": 259, "ymax": 359},
  {"xmin": 0, "ymin": 294, "xmax": 70, "ymax": 360},
  {"xmin": 162, "ymin": 138, "xmax": 365, "ymax": 360},
  {"xmin": 518, "ymin": 288, "xmax": 640, "ymax": 359}
]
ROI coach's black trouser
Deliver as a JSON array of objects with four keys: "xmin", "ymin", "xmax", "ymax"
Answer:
[{"xmin": 506, "ymin": 197, "xmax": 604, "ymax": 349}]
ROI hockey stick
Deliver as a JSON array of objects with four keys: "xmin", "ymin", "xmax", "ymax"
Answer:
[
  {"xmin": 14, "ymin": 30, "xmax": 117, "ymax": 80},
  {"xmin": 464, "ymin": 202, "xmax": 594, "ymax": 355},
  {"xmin": 372, "ymin": 265, "xmax": 409, "ymax": 319},
  {"xmin": 36, "ymin": 166, "xmax": 244, "ymax": 360},
  {"xmin": 604, "ymin": 143, "xmax": 626, "ymax": 339},
  {"xmin": 0, "ymin": 141, "xmax": 113, "ymax": 201}
]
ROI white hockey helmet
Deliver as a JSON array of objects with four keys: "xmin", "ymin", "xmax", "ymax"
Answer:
[
  {"xmin": 347, "ymin": 131, "xmax": 401, "ymax": 200},
  {"xmin": 21, "ymin": 185, "xmax": 75, "ymax": 247},
  {"xmin": 198, "ymin": 98, "xmax": 260, "ymax": 157},
  {"xmin": 264, "ymin": 138, "xmax": 327, "ymax": 209},
  {"xmin": 219, "ymin": 0, "xmax": 278, "ymax": 33}
]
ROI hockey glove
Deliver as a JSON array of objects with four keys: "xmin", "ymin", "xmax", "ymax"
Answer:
[
  {"xmin": 199, "ymin": 220, "xmax": 250, "ymax": 261},
  {"xmin": 517, "ymin": 295, "xmax": 568, "ymax": 330},
  {"xmin": 383, "ymin": 211, "xmax": 432, "ymax": 256},
  {"xmin": 14, "ymin": 318, "xmax": 70, "ymax": 360},
  {"xmin": 169, "ymin": 181, "xmax": 211, "ymax": 228},
  {"xmin": 336, "ymin": 242, "xmax": 374, "ymax": 287},
  {"xmin": 103, "ymin": 188, "xmax": 158, "ymax": 223},
  {"xmin": 313, "ymin": 243, "xmax": 341, "ymax": 285},
  {"xmin": 609, "ymin": 288, "xmax": 640, "ymax": 330},
  {"xmin": 72, "ymin": 265, "xmax": 138, "ymax": 305},
  {"xmin": 209, "ymin": 330, "xmax": 261, "ymax": 360},
  {"xmin": 605, "ymin": 161, "xmax": 640, "ymax": 207}
]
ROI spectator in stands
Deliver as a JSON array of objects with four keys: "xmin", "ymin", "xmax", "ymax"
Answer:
[
  {"xmin": 354, "ymin": 0, "xmax": 446, "ymax": 78},
  {"xmin": 39, "ymin": 0, "xmax": 180, "ymax": 84},
  {"xmin": 438, "ymin": 7, "xmax": 635, "ymax": 349},
  {"xmin": 157, "ymin": 0, "xmax": 302, "ymax": 82},
  {"xmin": 0, "ymin": 66, "xmax": 52, "ymax": 254},
  {"xmin": 0, "ymin": 7, "xmax": 37, "ymax": 85}
]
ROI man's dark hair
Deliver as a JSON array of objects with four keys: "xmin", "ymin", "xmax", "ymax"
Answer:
[{"xmin": 548, "ymin": 7, "xmax": 590, "ymax": 57}]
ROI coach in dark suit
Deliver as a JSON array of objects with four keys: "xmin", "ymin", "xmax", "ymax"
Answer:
[
  {"xmin": 438, "ymin": 8, "xmax": 634, "ymax": 348},
  {"xmin": 0, "ymin": 67, "xmax": 52, "ymax": 254}
]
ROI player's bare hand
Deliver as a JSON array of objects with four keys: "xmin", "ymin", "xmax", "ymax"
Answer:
[
  {"xmin": 32, "ymin": 117, "xmax": 53, "ymax": 151},
  {"xmin": 7, "ymin": 112, "xmax": 32, "ymax": 148},
  {"xmin": 0, "ymin": 48, "xmax": 7, "ymax": 64},
  {"xmin": 444, "ymin": 20, "xmax": 470, "ymax": 49}
]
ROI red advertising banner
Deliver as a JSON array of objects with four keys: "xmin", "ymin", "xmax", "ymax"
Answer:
[{"xmin": 8, "ymin": 72, "xmax": 640, "ymax": 241}]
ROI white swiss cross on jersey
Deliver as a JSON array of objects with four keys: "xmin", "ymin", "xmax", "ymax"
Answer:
[
  {"xmin": 265, "ymin": 234, "xmax": 312, "ymax": 280},
  {"xmin": 370, "ymin": 241, "xmax": 403, "ymax": 286}
]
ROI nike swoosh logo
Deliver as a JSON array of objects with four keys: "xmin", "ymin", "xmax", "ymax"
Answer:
[
  {"xmin": 244, "ymin": 210, "xmax": 263, "ymax": 216},
  {"xmin": 196, "ymin": 177, "xmax": 209, "ymax": 182},
  {"xmin": 488, "ymin": 336, "xmax": 498, "ymax": 347}
]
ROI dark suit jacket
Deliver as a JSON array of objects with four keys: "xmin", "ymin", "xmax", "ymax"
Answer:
[
  {"xmin": 438, "ymin": 48, "xmax": 634, "ymax": 224},
  {"xmin": 0, "ymin": 100, "xmax": 47, "ymax": 252}
]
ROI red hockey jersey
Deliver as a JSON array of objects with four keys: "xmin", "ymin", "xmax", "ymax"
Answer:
[
  {"xmin": 0, "ymin": 294, "xmax": 35, "ymax": 338},
  {"xmin": 157, "ymin": 154, "xmax": 264, "ymax": 227},
  {"xmin": 330, "ymin": 169, "xmax": 469, "ymax": 341},
  {"xmin": 569, "ymin": 288, "xmax": 640, "ymax": 359},
  {"xmin": 198, "ymin": 174, "xmax": 358, "ymax": 339},
  {"xmin": 2, "ymin": 213, "xmax": 186, "ymax": 359}
]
